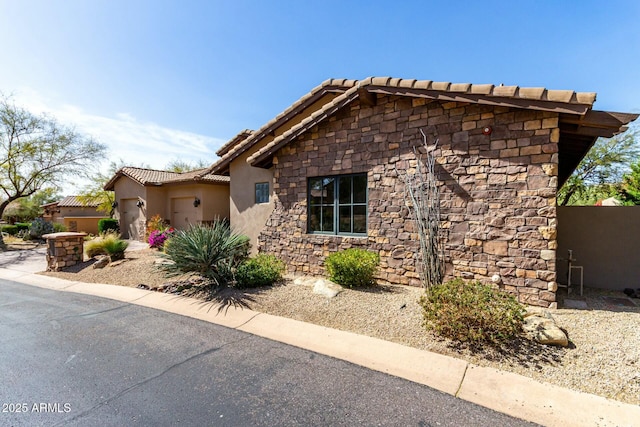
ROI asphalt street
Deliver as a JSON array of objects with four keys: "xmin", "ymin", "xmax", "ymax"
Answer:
[{"xmin": 0, "ymin": 279, "xmax": 536, "ymax": 426}]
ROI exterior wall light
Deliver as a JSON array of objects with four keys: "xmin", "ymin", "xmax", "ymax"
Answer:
[
  {"xmin": 193, "ymin": 197, "xmax": 201, "ymax": 207},
  {"xmin": 482, "ymin": 126, "xmax": 492, "ymax": 135}
]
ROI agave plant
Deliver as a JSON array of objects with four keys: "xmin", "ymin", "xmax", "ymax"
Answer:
[{"xmin": 159, "ymin": 221, "xmax": 250, "ymax": 287}]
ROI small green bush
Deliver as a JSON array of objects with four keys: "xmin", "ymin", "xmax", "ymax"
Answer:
[
  {"xmin": 98, "ymin": 218, "xmax": 119, "ymax": 234},
  {"xmin": 1, "ymin": 225, "xmax": 18, "ymax": 235},
  {"xmin": 419, "ymin": 279, "xmax": 525, "ymax": 344},
  {"xmin": 29, "ymin": 218, "xmax": 54, "ymax": 239},
  {"xmin": 160, "ymin": 221, "xmax": 250, "ymax": 287},
  {"xmin": 52, "ymin": 222, "xmax": 67, "ymax": 232},
  {"xmin": 85, "ymin": 231, "xmax": 128, "ymax": 260},
  {"xmin": 236, "ymin": 254, "xmax": 285, "ymax": 288},
  {"xmin": 15, "ymin": 223, "xmax": 30, "ymax": 233},
  {"xmin": 325, "ymin": 248, "xmax": 380, "ymax": 288}
]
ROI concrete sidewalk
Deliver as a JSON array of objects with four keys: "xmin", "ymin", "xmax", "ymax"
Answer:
[{"xmin": 0, "ymin": 250, "xmax": 638, "ymax": 427}]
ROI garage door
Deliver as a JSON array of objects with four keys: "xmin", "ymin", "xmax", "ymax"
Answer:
[
  {"xmin": 121, "ymin": 199, "xmax": 141, "ymax": 240},
  {"xmin": 171, "ymin": 197, "xmax": 198, "ymax": 230}
]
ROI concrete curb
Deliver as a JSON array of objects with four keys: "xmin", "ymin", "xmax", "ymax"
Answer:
[{"xmin": 2, "ymin": 268, "xmax": 638, "ymax": 427}]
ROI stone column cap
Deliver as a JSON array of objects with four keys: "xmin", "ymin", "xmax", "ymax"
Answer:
[{"xmin": 42, "ymin": 232, "xmax": 88, "ymax": 239}]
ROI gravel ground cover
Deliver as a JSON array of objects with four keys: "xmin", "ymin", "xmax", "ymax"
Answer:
[{"xmin": 40, "ymin": 249, "xmax": 640, "ymax": 405}]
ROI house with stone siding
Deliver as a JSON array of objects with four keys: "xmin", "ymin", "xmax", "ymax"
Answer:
[{"xmin": 201, "ymin": 77, "xmax": 637, "ymax": 308}]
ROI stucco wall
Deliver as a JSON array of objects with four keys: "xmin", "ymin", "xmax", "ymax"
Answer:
[
  {"xmin": 63, "ymin": 216, "xmax": 107, "ymax": 234},
  {"xmin": 258, "ymin": 96, "xmax": 560, "ymax": 307},
  {"xmin": 230, "ymin": 149, "xmax": 274, "ymax": 254},
  {"xmin": 557, "ymin": 206, "xmax": 640, "ymax": 290}
]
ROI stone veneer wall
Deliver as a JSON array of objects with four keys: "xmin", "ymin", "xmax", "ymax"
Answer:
[
  {"xmin": 258, "ymin": 95, "xmax": 559, "ymax": 308},
  {"xmin": 43, "ymin": 232, "xmax": 87, "ymax": 271}
]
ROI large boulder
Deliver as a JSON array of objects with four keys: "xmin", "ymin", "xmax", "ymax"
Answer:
[{"xmin": 523, "ymin": 310, "xmax": 569, "ymax": 347}]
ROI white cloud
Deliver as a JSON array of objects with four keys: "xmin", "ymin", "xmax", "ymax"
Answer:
[{"xmin": 12, "ymin": 87, "xmax": 227, "ymax": 195}]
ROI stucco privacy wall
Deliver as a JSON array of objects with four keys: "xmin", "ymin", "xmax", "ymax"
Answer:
[
  {"xmin": 557, "ymin": 206, "xmax": 640, "ymax": 290},
  {"xmin": 258, "ymin": 96, "xmax": 559, "ymax": 307}
]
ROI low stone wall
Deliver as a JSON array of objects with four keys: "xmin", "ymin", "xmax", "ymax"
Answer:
[{"xmin": 42, "ymin": 232, "xmax": 87, "ymax": 271}]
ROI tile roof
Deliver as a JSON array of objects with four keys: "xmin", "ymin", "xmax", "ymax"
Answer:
[
  {"xmin": 57, "ymin": 196, "xmax": 100, "ymax": 208},
  {"xmin": 104, "ymin": 166, "xmax": 229, "ymax": 190},
  {"xmin": 210, "ymin": 76, "xmax": 607, "ymax": 174},
  {"xmin": 203, "ymin": 78, "xmax": 359, "ymax": 175},
  {"xmin": 216, "ymin": 129, "xmax": 253, "ymax": 157}
]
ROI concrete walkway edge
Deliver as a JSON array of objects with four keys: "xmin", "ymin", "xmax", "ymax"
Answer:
[{"xmin": 2, "ymin": 268, "xmax": 638, "ymax": 427}]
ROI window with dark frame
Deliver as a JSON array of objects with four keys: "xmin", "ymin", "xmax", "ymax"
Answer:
[
  {"xmin": 308, "ymin": 173, "xmax": 367, "ymax": 235},
  {"xmin": 255, "ymin": 182, "xmax": 269, "ymax": 204}
]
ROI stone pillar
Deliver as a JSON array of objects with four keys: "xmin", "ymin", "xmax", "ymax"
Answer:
[{"xmin": 42, "ymin": 232, "xmax": 87, "ymax": 271}]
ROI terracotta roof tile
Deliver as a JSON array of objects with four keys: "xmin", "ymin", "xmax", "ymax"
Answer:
[
  {"xmin": 217, "ymin": 76, "xmax": 606, "ymax": 172},
  {"xmin": 104, "ymin": 167, "xmax": 229, "ymax": 190},
  {"xmin": 216, "ymin": 129, "xmax": 253, "ymax": 157},
  {"xmin": 57, "ymin": 196, "xmax": 100, "ymax": 208}
]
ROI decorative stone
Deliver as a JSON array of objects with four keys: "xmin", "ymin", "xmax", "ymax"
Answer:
[
  {"xmin": 540, "ymin": 249, "xmax": 555, "ymax": 260},
  {"xmin": 93, "ymin": 256, "xmax": 109, "ymax": 269},
  {"xmin": 522, "ymin": 312, "xmax": 568, "ymax": 347},
  {"xmin": 312, "ymin": 279, "xmax": 343, "ymax": 298},
  {"xmin": 547, "ymin": 281, "xmax": 558, "ymax": 292},
  {"xmin": 542, "ymin": 164, "xmax": 558, "ymax": 176},
  {"xmin": 538, "ymin": 226, "xmax": 557, "ymax": 240}
]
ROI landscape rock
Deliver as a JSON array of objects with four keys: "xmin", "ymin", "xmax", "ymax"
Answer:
[
  {"xmin": 109, "ymin": 259, "xmax": 127, "ymax": 267},
  {"xmin": 92, "ymin": 256, "xmax": 109, "ymax": 269},
  {"xmin": 312, "ymin": 279, "xmax": 343, "ymax": 298},
  {"xmin": 523, "ymin": 311, "xmax": 569, "ymax": 347}
]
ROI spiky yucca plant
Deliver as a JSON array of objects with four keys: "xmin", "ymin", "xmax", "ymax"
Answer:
[{"xmin": 159, "ymin": 221, "xmax": 250, "ymax": 287}]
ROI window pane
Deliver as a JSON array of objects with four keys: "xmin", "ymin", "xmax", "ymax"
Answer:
[
  {"xmin": 255, "ymin": 182, "xmax": 269, "ymax": 204},
  {"xmin": 339, "ymin": 176, "xmax": 351, "ymax": 204},
  {"xmin": 353, "ymin": 175, "xmax": 367, "ymax": 203},
  {"xmin": 309, "ymin": 178, "xmax": 323, "ymax": 206},
  {"xmin": 339, "ymin": 206, "xmax": 352, "ymax": 233},
  {"xmin": 353, "ymin": 205, "xmax": 367, "ymax": 233},
  {"xmin": 309, "ymin": 206, "xmax": 321, "ymax": 232},
  {"xmin": 322, "ymin": 206, "xmax": 334, "ymax": 232},
  {"xmin": 322, "ymin": 178, "xmax": 335, "ymax": 205}
]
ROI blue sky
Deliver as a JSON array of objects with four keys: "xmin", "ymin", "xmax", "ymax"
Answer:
[{"xmin": 1, "ymin": 0, "xmax": 639, "ymax": 194}]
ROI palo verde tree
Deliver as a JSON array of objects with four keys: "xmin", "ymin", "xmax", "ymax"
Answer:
[
  {"xmin": 558, "ymin": 129, "xmax": 639, "ymax": 206},
  {"xmin": 0, "ymin": 95, "xmax": 106, "ymax": 246}
]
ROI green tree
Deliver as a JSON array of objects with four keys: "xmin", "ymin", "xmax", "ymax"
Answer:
[
  {"xmin": 619, "ymin": 160, "xmax": 640, "ymax": 205},
  {"xmin": 0, "ymin": 95, "xmax": 105, "ymax": 246},
  {"xmin": 165, "ymin": 158, "xmax": 209, "ymax": 173},
  {"xmin": 78, "ymin": 159, "xmax": 151, "ymax": 217},
  {"xmin": 2, "ymin": 188, "xmax": 60, "ymax": 222},
  {"xmin": 558, "ymin": 130, "xmax": 639, "ymax": 206}
]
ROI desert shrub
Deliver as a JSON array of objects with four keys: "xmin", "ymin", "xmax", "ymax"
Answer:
[
  {"xmin": 325, "ymin": 248, "xmax": 380, "ymax": 288},
  {"xmin": 419, "ymin": 279, "xmax": 525, "ymax": 344},
  {"xmin": 236, "ymin": 254, "xmax": 285, "ymax": 288},
  {"xmin": 53, "ymin": 223, "xmax": 67, "ymax": 232},
  {"xmin": 98, "ymin": 218, "xmax": 119, "ymax": 234},
  {"xmin": 1, "ymin": 225, "xmax": 18, "ymax": 235},
  {"xmin": 160, "ymin": 221, "xmax": 250, "ymax": 287},
  {"xmin": 146, "ymin": 214, "xmax": 168, "ymax": 235},
  {"xmin": 85, "ymin": 231, "xmax": 128, "ymax": 260},
  {"xmin": 15, "ymin": 222, "xmax": 30, "ymax": 232},
  {"xmin": 29, "ymin": 218, "xmax": 54, "ymax": 239},
  {"xmin": 149, "ymin": 228, "xmax": 175, "ymax": 249}
]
